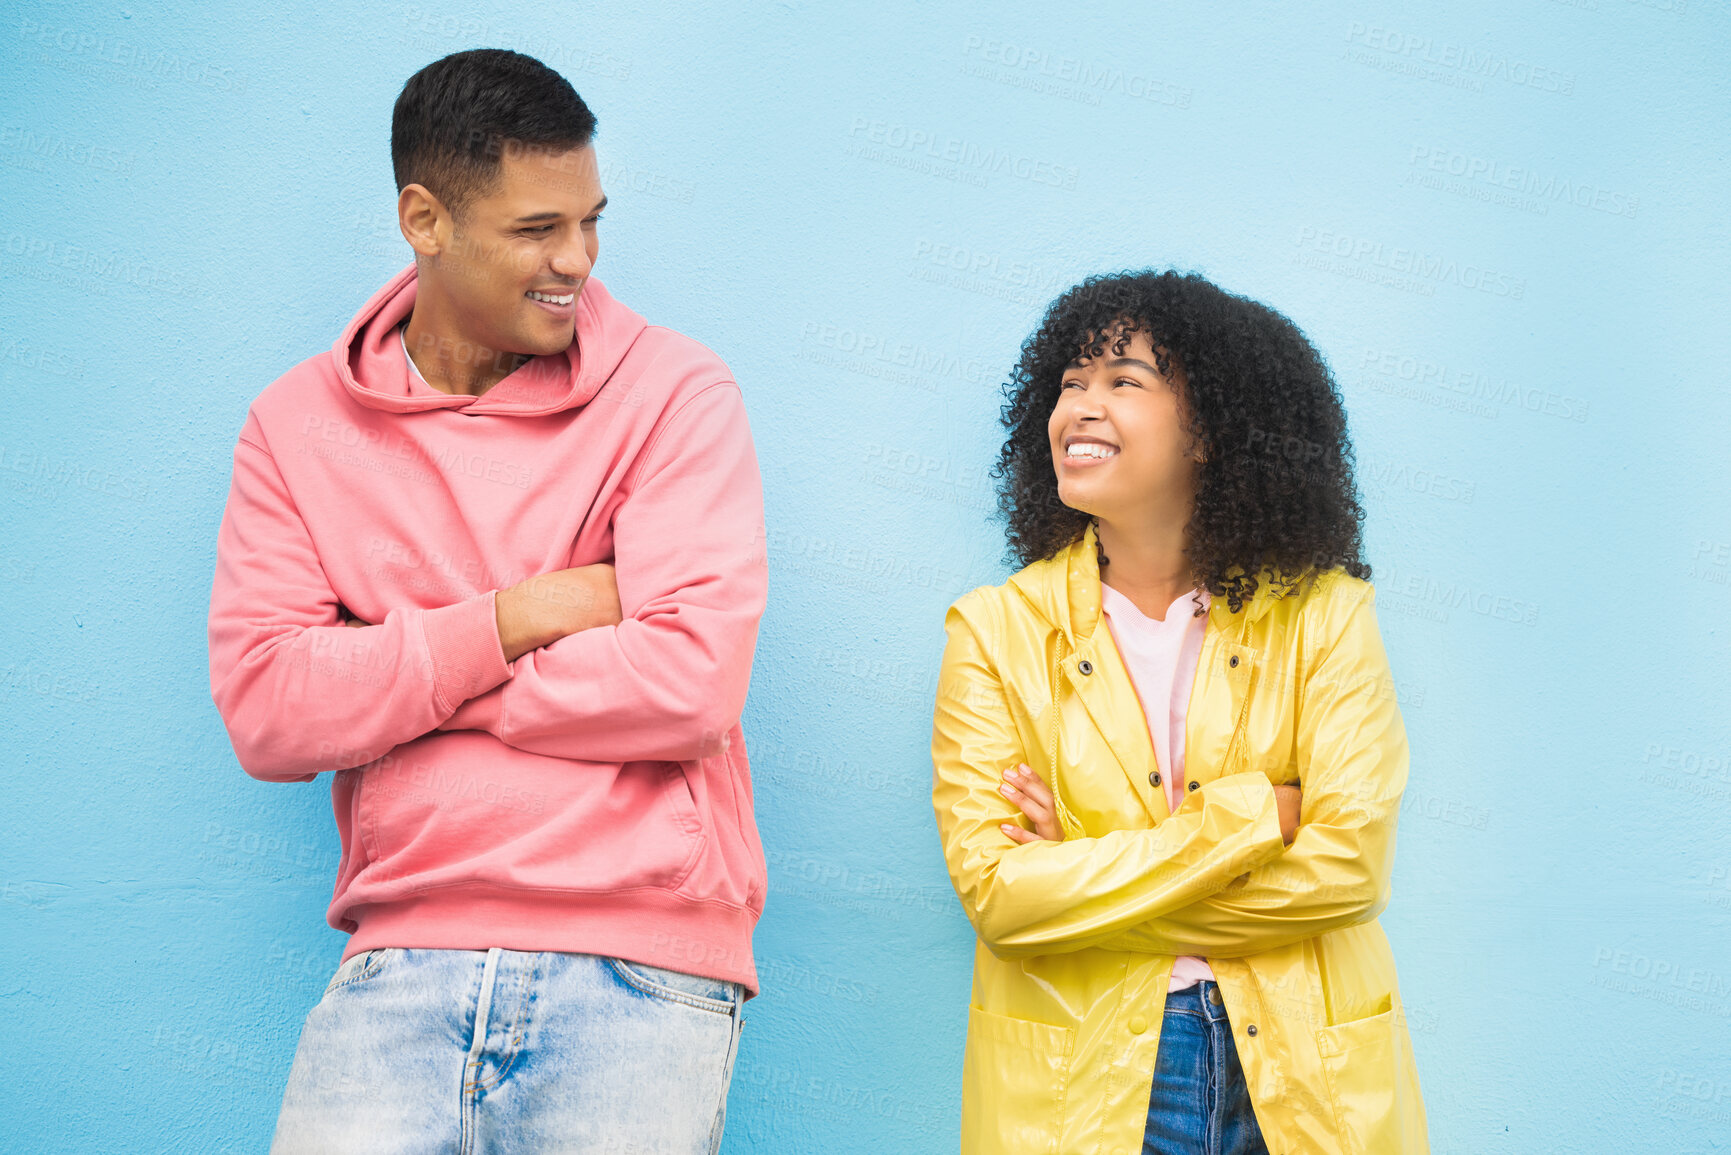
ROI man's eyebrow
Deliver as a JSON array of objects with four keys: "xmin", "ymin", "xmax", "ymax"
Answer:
[{"xmin": 511, "ymin": 197, "xmax": 608, "ymax": 224}]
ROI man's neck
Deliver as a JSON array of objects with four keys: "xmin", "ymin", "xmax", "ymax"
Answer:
[{"xmin": 401, "ymin": 306, "xmax": 532, "ymax": 397}]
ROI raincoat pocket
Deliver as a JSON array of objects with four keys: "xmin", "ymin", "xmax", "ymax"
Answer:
[
  {"xmin": 962, "ymin": 1006, "xmax": 1076, "ymax": 1154},
  {"xmin": 1316, "ymin": 992, "xmax": 1399, "ymax": 1154}
]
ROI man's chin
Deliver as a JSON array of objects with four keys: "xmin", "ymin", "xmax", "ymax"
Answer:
[
  {"xmin": 531, "ymin": 329, "xmax": 577, "ymax": 357},
  {"xmin": 506, "ymin": 324, "xmax": 576, "ymax": 359}
]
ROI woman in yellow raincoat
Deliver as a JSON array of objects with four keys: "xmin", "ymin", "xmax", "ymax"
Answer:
[{"xmin": 931, "ymin": 271, "xmax": 1428, "ymax": 1154}]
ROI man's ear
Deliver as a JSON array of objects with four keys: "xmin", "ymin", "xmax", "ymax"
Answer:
[{"xmin": 398, "ymin": 183, "xmax": 449, "ymax": 258}]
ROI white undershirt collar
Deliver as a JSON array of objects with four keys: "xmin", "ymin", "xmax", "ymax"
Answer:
[{"xmin": 398, "ymin": 324, "xmax": 433, "ymax": 388}]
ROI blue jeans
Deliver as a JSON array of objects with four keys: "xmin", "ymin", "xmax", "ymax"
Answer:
[
  {"xmin": 270, "ymin": 947, "xmax": 745, "ymax": 1154},
  {"xmin": 1142, "ymin": 980, "xmax": 1271, "ymax": 1155}
]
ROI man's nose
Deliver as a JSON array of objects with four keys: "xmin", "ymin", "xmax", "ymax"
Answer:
[{"xmin": 549, "ymin": 239, "xmax": 591, "ymax": 280}]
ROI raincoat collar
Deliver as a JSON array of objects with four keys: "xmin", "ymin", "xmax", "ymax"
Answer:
[{"xmin": 1006, "ymin": 521, "xmax": 1295, "ymax": 644}]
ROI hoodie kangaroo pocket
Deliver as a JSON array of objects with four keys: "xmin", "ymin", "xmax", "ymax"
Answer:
[
  {"xmin": 357, "ymin": 739, "xmax": 706, "ymax": 894},
  {"xmin": 654, "ymin": 760, "xmax": 706, "ymax": 885}
]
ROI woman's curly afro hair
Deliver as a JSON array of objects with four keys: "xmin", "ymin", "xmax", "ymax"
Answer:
[{"xmin": 994, "ymin": 269, "xmax": 1369, "ymax": 613}]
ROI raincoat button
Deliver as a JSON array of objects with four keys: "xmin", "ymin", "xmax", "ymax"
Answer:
[
  {"xmin": 1247, "ymin": 1024, "xmax": 1258, "ymax": 1036},
  {"xmin": 1078, "ymin": 659, "xmax": 1094, "ymax": 675},
  {"xmin": 1229, "ymin": 655, "xmax": 1240, "ymax": 668},
  {"xmin": 1129, "ymin": 1016, "xmax": 1148, "ymax": 1034},
  {"xmin": 1149, "ymin": 771, "xmax": 1161, "ymax": 787},
  {"xmin": 1187, "ymin": 780, "xmax": 1199, "ymax": 792}
]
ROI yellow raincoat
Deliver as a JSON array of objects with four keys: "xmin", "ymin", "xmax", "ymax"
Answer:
[{"xmin": 931, "ymin": 523, "xmax": 1428, "ymax": 1154}]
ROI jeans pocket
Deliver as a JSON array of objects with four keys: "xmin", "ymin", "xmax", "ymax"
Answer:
[
  {"xmin": 321, "ymin": 948, "xmax": 392, "ymax": 999},
  {"xmin": 1315, "ymin": 993, "xmax": 1400, "ymax": 1155},
  {"xmin": 608, "ymin": 957, "xmax": 740, "ymax": 1015}
]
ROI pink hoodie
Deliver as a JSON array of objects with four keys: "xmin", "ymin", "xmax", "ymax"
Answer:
[{"xmin": 207, "ymin": 264, "xmax": 769, "ymax": 994}]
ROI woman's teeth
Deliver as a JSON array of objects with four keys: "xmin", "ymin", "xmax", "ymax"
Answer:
[{"xmin": 1067, "ymin": 443, "xmax": 1118, "ymax": 459}]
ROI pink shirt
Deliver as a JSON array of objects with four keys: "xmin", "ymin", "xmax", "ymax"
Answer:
[{"xmin": 1098, "ymin": 581, "xmax": 1216, "ymax": 991}]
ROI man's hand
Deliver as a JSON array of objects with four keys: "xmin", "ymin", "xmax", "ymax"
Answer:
[
  {"xmin": 494, "ymin": 563, "xmax": 622, "ymax": 663},
  {"xmin": 333, "ymin": 567, "xmax": 621, "ymax": 662},
  {"xmin": 999, "ymin": 764, "xmax": 1063, "ymax": 843},
  {"xmin": 1274, "ymin": 784, "xmax": 1302, "ymax": 847}
]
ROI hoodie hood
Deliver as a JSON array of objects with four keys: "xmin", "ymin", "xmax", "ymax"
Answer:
[{"xmin": 331, "ymin": 263, "xmax": 649, "ymax": 417}]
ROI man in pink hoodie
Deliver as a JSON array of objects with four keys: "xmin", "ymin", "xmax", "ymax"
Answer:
[{"xmin": 207, "ymin": 49, "xmax": 768, "ymax": 1153}]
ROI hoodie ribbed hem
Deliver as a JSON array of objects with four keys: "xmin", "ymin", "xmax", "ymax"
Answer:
[
  {"xmin": 419, "ymin": 591, "xmax": 512, "ymax": 714},
  {"xmin": 338, "ymin": 886, "xmax": 762, "ymax": 997}
]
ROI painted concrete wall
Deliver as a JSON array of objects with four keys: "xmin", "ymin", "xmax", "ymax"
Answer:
[{"xmin": 3, "ymin": 1, "xmax": 1727, "ymax": 1151}]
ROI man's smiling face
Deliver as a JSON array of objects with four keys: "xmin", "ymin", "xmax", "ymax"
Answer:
[{"xmin": 419, "ymin": 142, "xmax": 606, "ymax": 358}]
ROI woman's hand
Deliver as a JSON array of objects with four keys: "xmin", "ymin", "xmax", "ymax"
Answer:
[{"xmin": 999, "ymin": 764, "xmax": 1064, "ymax": 843}]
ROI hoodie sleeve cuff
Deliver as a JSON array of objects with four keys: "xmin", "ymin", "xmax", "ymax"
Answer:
[
  {"xmin": 420, "ymin": 590, "xmax": 513, "ymax": 714},
  {"xmin": 437, "ymin": 684, "xmax": 504, "ymax": 733}
]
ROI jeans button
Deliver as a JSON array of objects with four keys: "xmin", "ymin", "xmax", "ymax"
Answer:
[{"xmin": 1208, "ymin": 987, "xmax": 1223, "ymax": 1006}]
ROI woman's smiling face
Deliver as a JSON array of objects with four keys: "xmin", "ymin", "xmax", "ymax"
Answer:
[{"xmin": 1046, "ymin": 321, "xmax": 1201, "ymax": 523}]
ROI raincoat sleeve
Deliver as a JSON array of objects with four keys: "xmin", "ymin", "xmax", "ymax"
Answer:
[
  {"xmin": 931, "ymin": 593, "xmax": 1290, "ymax": 960},
  {"xmin": 434, "ymin": 383, "xmax": 768, "ymax": 763},
  {"xmin": 1096, "ymin": 582, "xmax": 1409, "ymax": 958}
]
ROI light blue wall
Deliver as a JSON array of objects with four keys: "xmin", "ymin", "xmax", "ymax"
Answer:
[{"xmin": 3, "ymin": 1, "xmax": 1728, "ymax": 1150}]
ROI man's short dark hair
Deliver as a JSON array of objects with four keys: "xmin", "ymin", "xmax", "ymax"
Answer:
[{"xmin": 392, "ymin": 48, "xmax": 597, "ymax": 219}]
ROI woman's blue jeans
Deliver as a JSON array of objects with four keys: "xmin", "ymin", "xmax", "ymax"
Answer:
[
  {"xmin": 269, "ymin": 946, "xmax": 745, "ymax": 1154},
  {"xmin": 1143, "ymin": 980, "xmax": 1272, "ymax": 1155}
]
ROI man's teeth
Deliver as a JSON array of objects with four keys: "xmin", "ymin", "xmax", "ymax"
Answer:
[
  {"xmin": 527, "ymin": 290, "xmax": 574, "ymax": 305},
  {"xmin": 1067, "ymin": 443, "xmax": 1118, "ymax": 459}
]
